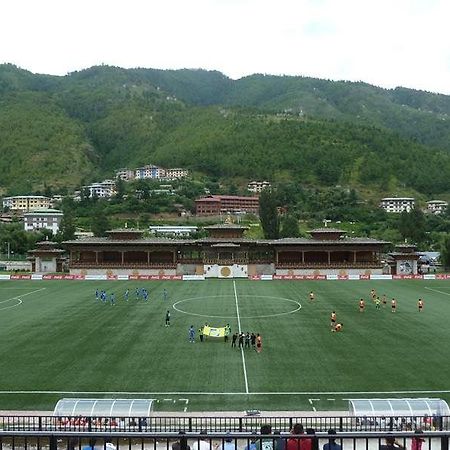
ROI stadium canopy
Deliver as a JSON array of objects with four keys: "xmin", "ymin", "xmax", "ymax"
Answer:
[
  {"xmin": 53, "ymin": 399, "xmax": 154, "ymax": 417},
  {"xmin": 348, "ymin": 398, "xmax": 450, "ymax": 417}
]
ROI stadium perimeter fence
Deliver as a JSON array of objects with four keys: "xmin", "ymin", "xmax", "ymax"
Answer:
[
  {"xmin": 0, "ymin": 414, "xmax": 448, "ymax": 432},
  {"xmin": 0, "ymin": 431, "xmax": 449, "ymax": 450},
  {"xmin": 1, "ymin": 415, "xmax": 450, "ymax": 450}
]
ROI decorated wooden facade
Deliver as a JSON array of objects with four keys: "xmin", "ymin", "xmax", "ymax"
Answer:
[{"xmin": 63, "ymin": 227, "xmax": 388, "ymax": 277}]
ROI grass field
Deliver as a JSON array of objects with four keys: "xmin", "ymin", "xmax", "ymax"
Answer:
[{"xmin": 1, "ymin": 279, "xmax": 450, "ymax": 413}]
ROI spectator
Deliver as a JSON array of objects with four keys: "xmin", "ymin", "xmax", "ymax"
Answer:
[
  {"xmin": 287, "ymin": 423, "xmax": 311, "ymax": 450},
  {"xmin": 82, "ymin": 438, "xmax": 96, "ymax": 450},
  {"xmin": 244, "ymin": 433, "xmax": 258, "ymax": 450},
  {"xmin": 173, "ymin": 432, "xmax": 191, "ymax": 450},
  {"xmin": 274, "ymin": 430, "xmax": 286, "ymax": 450},
  {"xmin": 256, "ymin": 424, "xmax": 275, "ymax": 450},
  {"xmin": 218, "ymin": 433, "xmax": 236, "ymax": 450},
  {"xmin": 323, "ymin": 429, "xmax": 341, "ymax": 450},
  {"xmin": 379, "ymin": 436, "xmax": 405, "ymax": 450},
  {"xmin": 411, "ymin": 430, "xmax": 425, "ymax": 450},
  {"xmin": 306, "ymin": 428, "xmax": 318, "ymax": 450},
  {"xmin": 192, "ymin": 430, "xmax": 214, "ymax": 450}
]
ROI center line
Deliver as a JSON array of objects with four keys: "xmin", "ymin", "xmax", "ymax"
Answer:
[{"xmin": 233, "ymin": 280, "xmax": 249, "ymax": 394}]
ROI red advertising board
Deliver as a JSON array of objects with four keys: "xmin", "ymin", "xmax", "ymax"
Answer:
[
  {"xmin": 337, "ymin": 275, "xmax": 349, "ymax": 280},
  {"xmin": 248, "ymin": 275, "xmax": 262, "ymax": 280},
  {"xmin": 9, "ymin": 274, "xmax": 32, "ymax": 280},
  {"xmin": 392, "ymin": 274, "xmax": 424, "ymax": 280},
  {"xmin": 435, "ymin": 274, "xmax": 450, "ymax": 280},
  {"xmin": 359, "ymin": 274, "xmax": 371, "ymax": 280},
  {"xmin": 273, "ymin": 274, "xmax": 327, "ymax": 280},
  {"xmin": 128, "ymin": 275, "xmax": 182, "ymax": 281},
  {"xmin": 42, "ymin": 274, "xmax": 86, "ymax": 280}
]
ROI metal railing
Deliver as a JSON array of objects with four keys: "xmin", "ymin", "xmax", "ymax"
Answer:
[
  {"xmin": 0, "ymin": 415, "xmax": 449, "ymax": 433},
  {"xmin": 0, "ymin": 430, "xmax": 448, "ymax": 450}
]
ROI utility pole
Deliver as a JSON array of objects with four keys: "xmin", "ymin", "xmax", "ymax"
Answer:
[{"xmin": 4, "ymin": 242, "xmax": 10, "ymax": 260}]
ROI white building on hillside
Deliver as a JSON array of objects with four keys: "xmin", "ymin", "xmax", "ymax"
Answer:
[
  {"xmin": 427, "ymin": 200, "xmax": 448, "ymax": 215},
  {"xmin": 248, "ymin": 181, "xmax": 271, "ymax": 193},
  {"xmin": 23, "ymin": 209, "xmax": 64, "ymax": 235},
  {"xmin": 83, "ymin": 180, "xmax": 117, "ymax": 198},
  {"xmin": 380, "ymin": 197, "xmax": 415, "ymax": 213}
]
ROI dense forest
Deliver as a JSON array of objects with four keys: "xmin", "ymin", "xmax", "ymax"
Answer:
[
  {"xmin": 1, "ymin": 64, "xmax": 450, "ymax": 256},
  {"xmin": 0, "ymin": 63, "xmax": 449, "ymax": 199}
]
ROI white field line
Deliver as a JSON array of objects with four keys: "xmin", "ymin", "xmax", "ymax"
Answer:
[
  {"xmin": 425, "ymin": 287, "xmax": 450, "ymax": 296},
  {"xmin": 2, "ymin": 389, "xmax": 450, "ymax": 395},
  {"xmin": 0, "ymin": 287, "xmax": 46, "ymax": 304},
  {"xmin": 233, "ymin": 280, "xmax": 249, "ymax": 394},
  {"xmin": 0, "ymin": 299, "xmax": 22, "ymax": 311}
]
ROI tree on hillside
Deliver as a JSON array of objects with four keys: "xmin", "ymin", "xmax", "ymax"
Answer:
[
  {"xmin": 259, "ymin": 190, "xmax": 280, "ymax": 239},
  {"xmin": 57, "ymin": 210, "xmax": 76, "ymax": 242},
  {"xmin": 441, "ymin": 234, "xmax": 450, "ymax": 268},
  {"xmin": 398, "ymin": 208, "xmax": 426, "ymax": 247},
  {"xmin": 280, "ymin": 214, "xmax": 299, "ymax": 238},
  {"xmin": 91, "ymin": 207, "xmax": 110, "ymax": 237}
]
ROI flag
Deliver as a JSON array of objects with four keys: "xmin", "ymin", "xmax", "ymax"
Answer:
[{"xmin": 203, "ymin": 326, "xmax": 226, "ymax": 337}]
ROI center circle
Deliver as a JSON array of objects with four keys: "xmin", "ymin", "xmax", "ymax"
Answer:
[{"xmin": 172, "ymin": 295, "xmax": 301, "ymax": 319}]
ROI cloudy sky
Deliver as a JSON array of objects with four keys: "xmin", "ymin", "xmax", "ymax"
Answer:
[{"xmin": 1, "ymin": 0, "xmax": 449, "ymax": 94}]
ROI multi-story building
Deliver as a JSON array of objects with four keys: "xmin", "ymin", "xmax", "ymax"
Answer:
[
  {"xmin": 115, "ymin": 169, "xmax": 135, "ymax": 181},
  {"xmin": 247, "ymin": 181, "xmax": 271, "ymax": 193},
  {"xmin": 2, "ymin": 195, "xmax": 51, "ymax": 212},
  {"xmin": 135, "ymin": 165, "xmax": 166, "ymax": 180},
  {"xmin": 23, "ymin": 209, "xmax": 64, "ymax": 235},
  {"xmin": 83, "ymin": 180, "xmax": 117, "ymax": 198},
  {"xmin": 50, "ymin": 195, "xmax": 64, "ymax": 207},
  {"xmin": 426, "ymin": 200, "xmax": 448, "ymax": 215},
  {"xmin": 165, "ymin": 168, "xmax": 189, "ymax": 180},
  {"xmin": 379, "ymin": 197, "xmax": 415, "ymax": 213},
  {"xmin": 195, "ymin": 195, "xmax": 260, "ymax": 216}
]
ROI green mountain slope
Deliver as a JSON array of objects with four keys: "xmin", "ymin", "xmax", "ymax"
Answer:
[
  {"xmin": 151, "ymin": 107, "xmax": 450, "ymax": 195},
  {"xmin": 0, "ymin": 92, "xmax": 95, "ymax": 194},
  {"xmin": 0, "ymin": 64, "xmax": 449, "ymax": 198}
]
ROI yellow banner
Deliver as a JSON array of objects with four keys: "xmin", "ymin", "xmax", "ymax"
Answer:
[{"xmin": 203, "ymin": 326, "xmax": 226, "ymax": 337}]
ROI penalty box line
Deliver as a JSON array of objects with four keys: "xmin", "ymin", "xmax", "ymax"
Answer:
[{"xmin": 0, "ymin": 287, "xmax": 47, "ymax": 305}]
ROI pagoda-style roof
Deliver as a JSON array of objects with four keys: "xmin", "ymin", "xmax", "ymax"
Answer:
[
  {"xmin": 63, "ymin": 237, "xmax": 186, "ymax": 245},
  {"xmin": 63, "ymin": 235, "xmax": 388, "ymax": 247},
  {"xmin": 203, "ymin": 223, "xmax": 248, "ymax": 239},
  {"xmin": 272, "ymin": 237, "xmax": 389, "ymax": 246},
  {"xmin": 393, "ymin": 244, "xmax": 417, "ymax": 253},
  {"xmin": 106, "ymin": 229, "xmax": 145, "ymax": 240},
  {"xmin": 308, "ymin": 228, "xmax": 346, "ymax": 241},
  {"xmin": 28, "ymin": 241, "xmax": 65, "ymax": 255}
]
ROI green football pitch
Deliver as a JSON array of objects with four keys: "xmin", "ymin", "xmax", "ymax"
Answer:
[{"xmin": 0, "ymin": 279, "xmax": 450, "ymax": 413}]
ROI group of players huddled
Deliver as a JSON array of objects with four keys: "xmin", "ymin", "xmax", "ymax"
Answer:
[
  {"xmin": 325, "ymin": 288, "xmax": 425, "ymax": 333},
  {"xmin": 94, "ymin": 287, "xmax": 168, "ymax": 305}
]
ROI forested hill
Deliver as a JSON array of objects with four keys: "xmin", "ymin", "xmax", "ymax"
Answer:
[{"xmin": 0, "ymin": 64, "xmax": 449, "ymax": 197}]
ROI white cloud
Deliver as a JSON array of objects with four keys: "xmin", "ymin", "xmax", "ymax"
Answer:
[{"xmin": 0, "ymin": 0, "xmax": 449, "ymax": 94}]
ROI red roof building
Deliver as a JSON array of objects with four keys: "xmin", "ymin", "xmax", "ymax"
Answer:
[{"xmin": 195, "ymin": 195, "xmax": 259, "ymax": 216}]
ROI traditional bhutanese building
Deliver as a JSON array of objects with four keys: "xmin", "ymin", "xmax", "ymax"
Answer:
[
  {"xmin": 28, "ymin": 241, "xmax": 66, "ymax": 273},
  {"xmin": 63, "ymin": 226, "xmax": 388, "ymax": 278}
]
